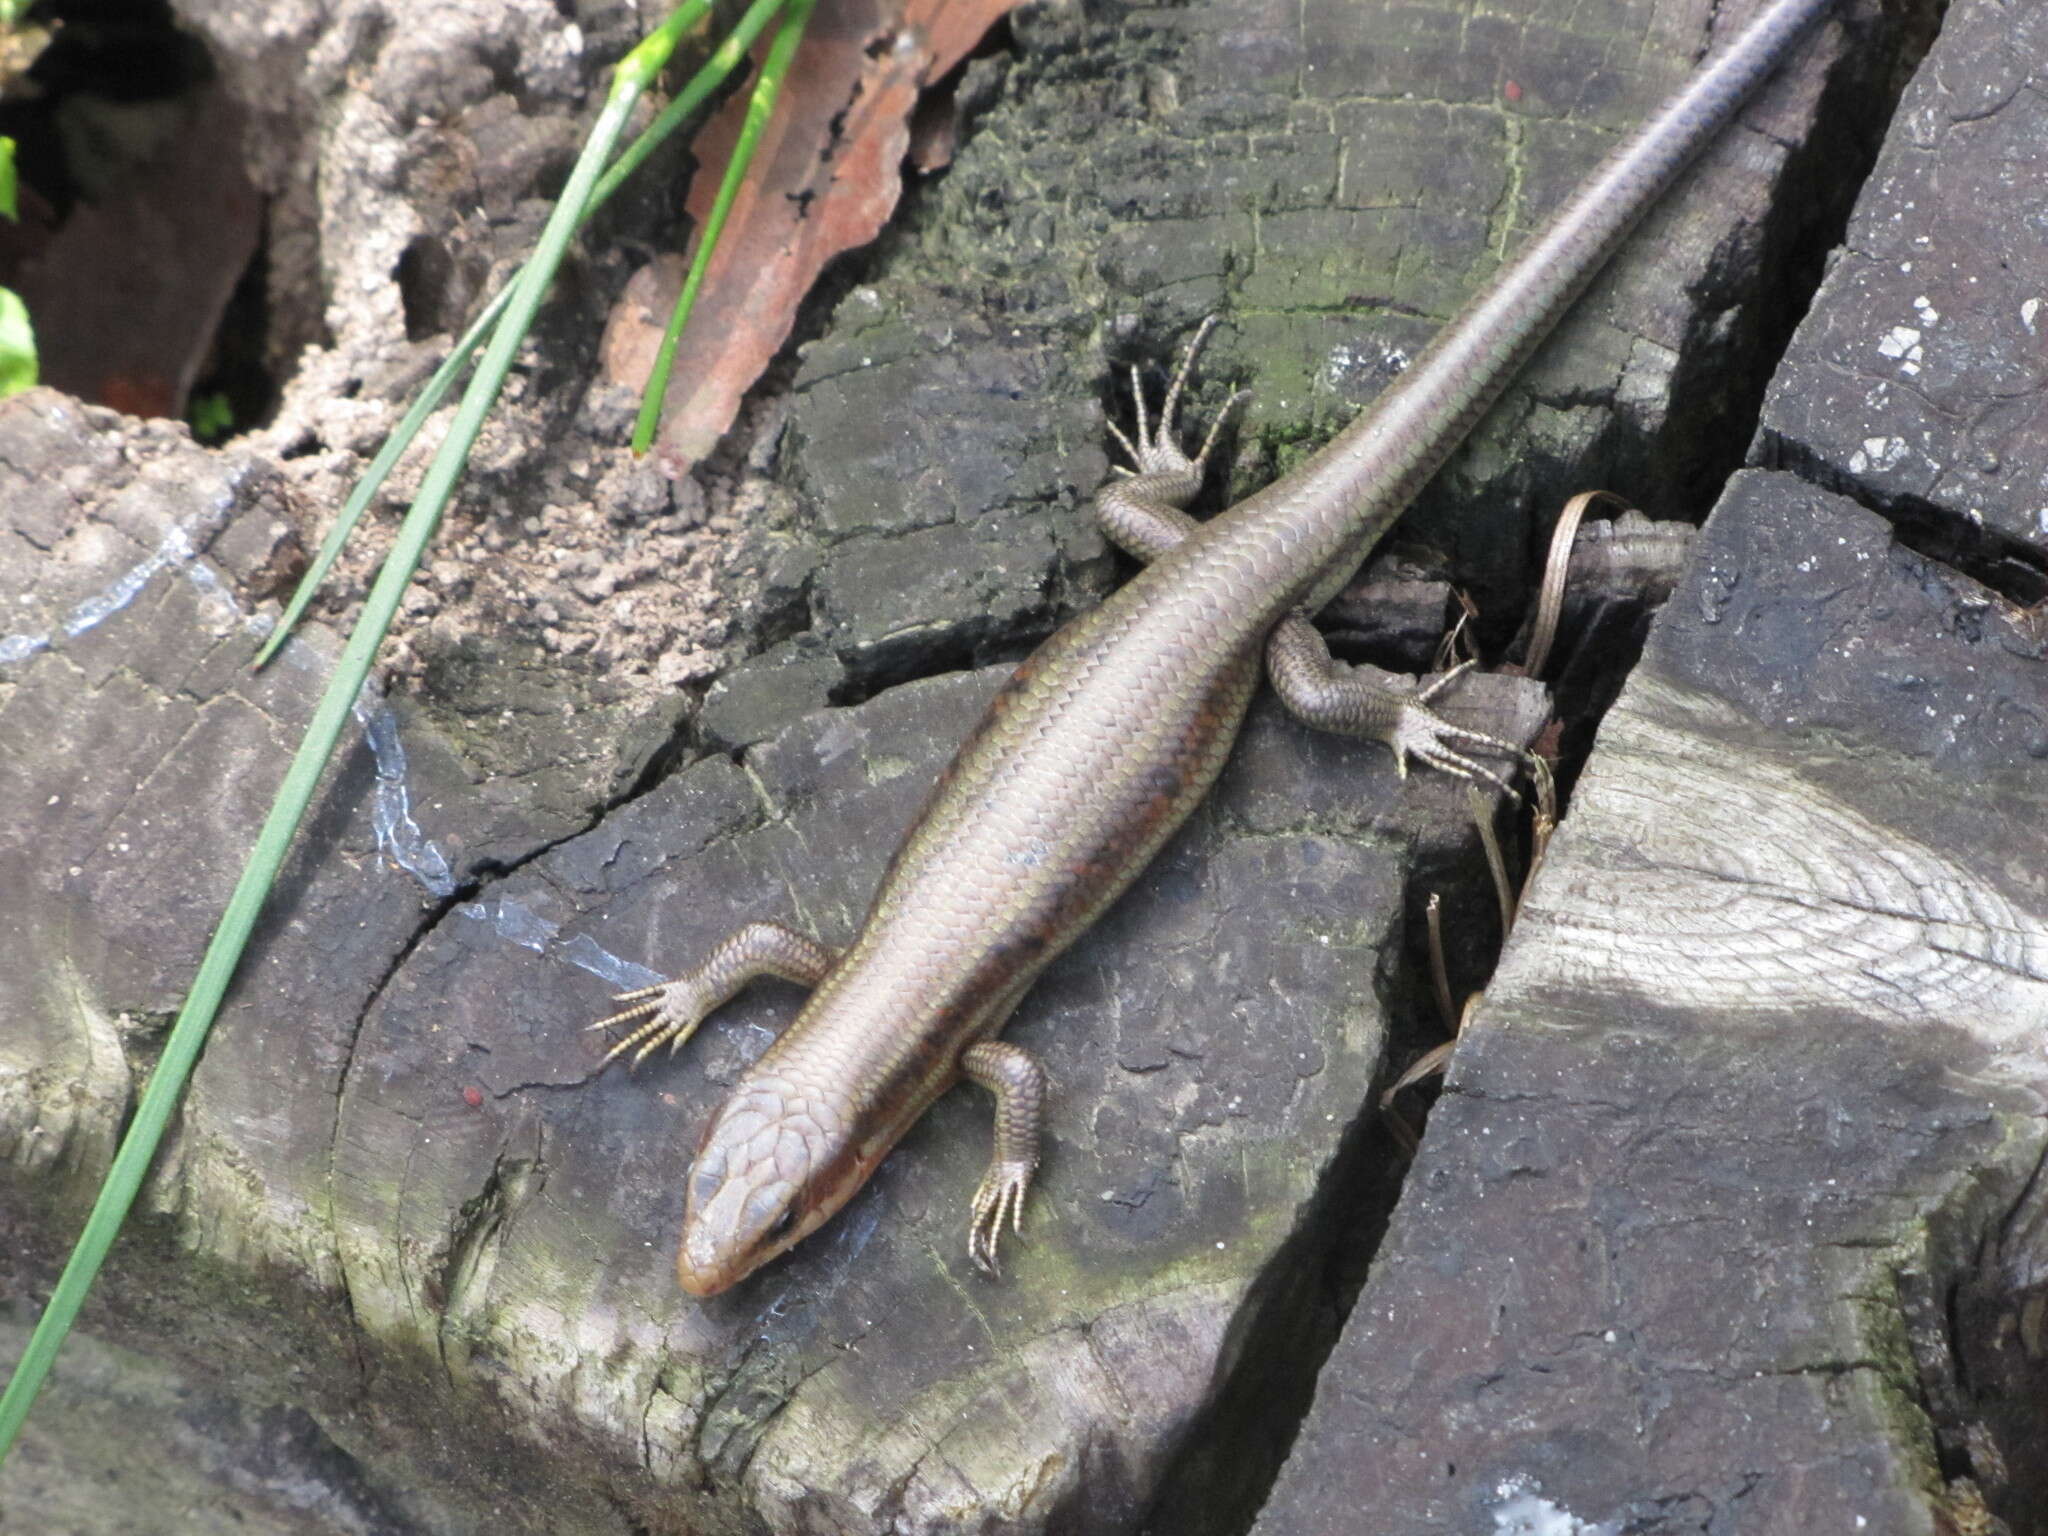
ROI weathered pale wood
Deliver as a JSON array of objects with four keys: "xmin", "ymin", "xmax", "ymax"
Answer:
[{"xmin": 1255, "ymin": 492, "xmax": 2047, "ymax": 1529}]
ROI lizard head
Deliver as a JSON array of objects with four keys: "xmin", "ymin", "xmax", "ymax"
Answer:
[{"xmin": 673, "ymin": 1077, "xmax": 870, "ymax": 1296}]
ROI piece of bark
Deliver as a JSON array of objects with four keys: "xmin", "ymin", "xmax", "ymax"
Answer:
[{"xmin": 1557, "ymin": 508, "xmax": 1693, "ymax": 612}]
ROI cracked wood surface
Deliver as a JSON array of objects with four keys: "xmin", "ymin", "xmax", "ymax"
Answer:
[
  {"xmin": 1755, "ymin": 0, "xmax": 2048, "ymax": 598},
  {"xmin": 0, "ymin": 384, "xmax": 1536, "ymax": 1532},
  {"xmin": 0, "ymin": 0, "xmax": 1868, "ymax": 1529},
  {"xmin": 711, "ymin": 0, "xmax": 1859, "ymax": 725},
  {"xmin": 330, "ymin": 661, "xmax": 1544, "ymax": 1534}
]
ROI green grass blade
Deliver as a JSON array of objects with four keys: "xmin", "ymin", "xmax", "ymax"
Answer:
[
  {"xmin": 630, "ymin": 0, "xmax": 817, "ymax": 456},
  {"xmin": 0, "ymin": 287, "xmax": 32, "ymax": 398},
  {"xmin": 0, "ymin": 44, "xmax": 661, "ymax": 1469},
  {"xmin": 253, "ymin": 0, "xmax": 781, "ymax": 670},
  {"xmin": 593, "ymin": 0, "xmax": 789, "ymax": 211}
]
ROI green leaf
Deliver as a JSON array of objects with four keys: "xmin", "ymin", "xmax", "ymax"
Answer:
[
  {"xmin": 0, "ymin": 286, "xmax": 36, "ymax": 397},
  {"xmin": 0, "ymin": 136, "xmax": 18, "ymax": 222},
  {"xmin": 189, "ymin": 390, "xmax": 235, "ymax": 441}
]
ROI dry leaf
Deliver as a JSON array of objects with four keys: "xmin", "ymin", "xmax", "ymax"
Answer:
[{"xmin": 599, "ymin": 0, "xmax": 1023, "ymax": 474}]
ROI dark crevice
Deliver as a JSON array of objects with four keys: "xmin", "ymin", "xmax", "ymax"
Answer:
[
  {"xmin": 1949, "ymin": 1179, "xmax": 2048, "ymax": 1534},
  {"xmin": 240, "ymin": 1404, "xmax": 416, "ymax": 1536},
  {"xmin": 615, "ymin": 704, "xmax": 706, "ymax": 803},
  {"xmin": 1485, "ymin": 0, "xmax": 1917, "ymax": 804},
  {"xmin": 1754, "ymin": 428, "xmax": 2048, "ymax": 606},
  {"xmin": 1133, "ymin": 12, "xmax": 1937, "ymax": 1525},
  {"xmin": 0, "ymin": 0, "xmax": 277, "ymax": 430},
  {"xmin": 610, "ymin": 1496, "xmax": 658, "ymax": 1536},
  {"xmin": 1136, "ymin": 816, "xmax": 1519, "ymax": 1536},
  {"xmin": 826, "ymin": 612, "xmax": 1049, "ymax": 709},
  {"xmin": 1897, "ymin": 1149, "xmax": 2048, "ymax": 1536},
  {"xmin": 188, "ymin": 233, "xmax": 280, "ymax": 440},
  {"xmin": 0, "ymin": 1, "xmax": 209, "ymax": 218},
  {"xmin": 396, "ymin": 234, "xmax": 469, "ymax": 345},
  {"xmin": 428, "ymin": 1149, "xmax": 545, "ymax": 1322}
]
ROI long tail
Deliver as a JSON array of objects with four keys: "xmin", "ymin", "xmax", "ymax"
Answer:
[{"xmin": 1218, "ymin": 0, "xmax": 1836, "ymax": 610}]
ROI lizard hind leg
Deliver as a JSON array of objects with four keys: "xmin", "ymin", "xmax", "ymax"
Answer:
[
  {"xmin": 590, "ymin": 921, "xmax": 838, "ymax": 1070},
  {"xmin": 960, "ymin": 1039, "xmax": 1048, "ymax": 1277},
  {"xmin": 1098, "ymin": 315, "xmax": 1250, "ymax": 563},
  {"xmin": 1265, "ymin": 615, "xmax": 1526, "ymax": 796}
]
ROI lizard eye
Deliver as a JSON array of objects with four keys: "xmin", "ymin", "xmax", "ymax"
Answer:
[{"xmin": 742, "ymin": 1184, "xmax": 799, "ymax": 1243}]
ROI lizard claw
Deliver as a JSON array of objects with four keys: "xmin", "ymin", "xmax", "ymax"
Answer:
[
  {"xmin": 1385, "ymin": 701, "xmax": 1525, "ymax": 800},
  {"xmin": 589, "ymin": 979, "xmax": 714, "ymax": 1069},
  {"xmin": 1109, "ymin": 315, "xmax": 1249, "ymax": 481},
  {"xmin": 967, "ymin": 1159, "xmax": 1034, "ymax": 1277},
  {"xmin": 1378, "ymin": 661, "xmax": 1527, "ymax": 798}
]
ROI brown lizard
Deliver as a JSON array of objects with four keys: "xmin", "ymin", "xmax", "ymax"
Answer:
[{"xmin": 594, "ymin": 0, "xmax": 1836, "ymax": 1296}]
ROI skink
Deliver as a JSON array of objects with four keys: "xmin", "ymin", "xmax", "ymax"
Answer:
[{"xmin": 596, "ymin": 0, "xmax": 1834, "ymax": 1296}]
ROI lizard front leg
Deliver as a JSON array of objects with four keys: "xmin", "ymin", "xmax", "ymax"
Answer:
[{"xmin": 592, "ymin": 921, "xmax": 838, "ymax": 1068}]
